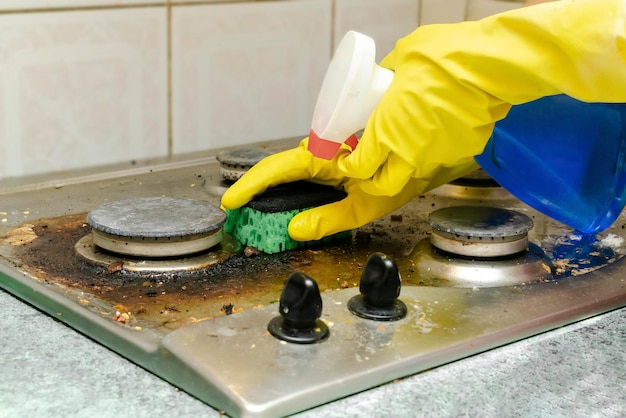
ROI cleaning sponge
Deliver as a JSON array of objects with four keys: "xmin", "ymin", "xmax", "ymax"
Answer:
[{"xmin": 224, "ymin": 181, "xmax": 350, "ymax": 254}]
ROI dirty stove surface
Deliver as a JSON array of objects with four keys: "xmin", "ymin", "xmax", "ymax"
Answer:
[{"xmin": 1, "ymin": 139, "xmax": 626, "ymax": 417}]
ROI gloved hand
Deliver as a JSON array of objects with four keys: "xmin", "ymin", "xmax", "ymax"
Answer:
[
  {"xmin": 221, "ymin": 139, "xmax": 477, "ymax": 241},
  {"xmin": 223, "ymin": 0, "xmax": 626, "ymax": 241},
  {"xmin": 338, "ymin": 0, "xmax": 626, "ymax": 197}
]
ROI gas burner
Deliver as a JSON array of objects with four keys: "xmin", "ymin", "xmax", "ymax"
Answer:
[
  {"xmin": 428, "ymin": 206, "xmax": 533, "ymax": 257},
  {"xmin": 84, "ymin": 197, "xmax": 226, "ymax": 258},
  {"xmin": 207, "ymin": 148, "xmax": 272, "ymax": 197},
  {"xmin": 216, "ymin": 147, "xmax": 271, "ymax": 181},
  {"xmin": 412, "ymin": 206, "xmax": 551, "ymax": 287},
  {"xmin": 431, "ymin": 168, "xmax": 512, "ymax": 200}
]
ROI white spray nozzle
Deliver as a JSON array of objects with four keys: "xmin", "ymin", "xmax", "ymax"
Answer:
[{"xmin": 308, "ymin": 31, "xmax": 394, "ymax": 160}]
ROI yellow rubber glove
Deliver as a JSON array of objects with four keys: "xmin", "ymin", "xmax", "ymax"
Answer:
[
  {"xmin": 223, "ymin": 0, "xmax": 626, "ymax": 241},
  {"xmin": 338, "ymin": 0, "xmax": 626, "ymax": 197},
  {"xmin": 221, "ymin": 139, "xmax": 477, "ymax": 241}
]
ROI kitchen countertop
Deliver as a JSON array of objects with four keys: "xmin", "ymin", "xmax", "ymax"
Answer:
[{"xmin": 0, "ymin": 287, "xmax": 624, "ymax": 418}]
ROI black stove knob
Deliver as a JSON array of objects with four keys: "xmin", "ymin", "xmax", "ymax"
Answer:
[
  {"xmin": 348, "ymin": 252, "xmax": 407, "ymax": 321},
  {"xmin": 267, "ymin": 272, "xmax": 329, "ymax": 344}
]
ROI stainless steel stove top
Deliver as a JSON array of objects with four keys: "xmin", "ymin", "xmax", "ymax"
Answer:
[{"xmin": 1, "ymin": 138, "xmax": 626, "ymax": 418}]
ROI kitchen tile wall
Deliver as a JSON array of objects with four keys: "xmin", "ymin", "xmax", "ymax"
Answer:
[
  {"xmin": 333, "ymin": 0, "xmax": 419, "ymax": 62},
  {"xmin": 420, "ymin": 0, "xmax": 467, "ymax": 25},
  {"xmin": 466, "ymin": 0, "xmax": 522, "ymax": 20},
  {"xmin": 171, "ymin": 0, "xmax": 331, "ymax": 154},
  {"xmin": 0, "ymin": 7, "xmax": 168, "ymax": 179},
  {"xmin": 0, "ymin": 0, "xmax": 522, "ymax": 180}
]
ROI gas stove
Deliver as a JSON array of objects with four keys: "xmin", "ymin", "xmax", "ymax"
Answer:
[{"xmin": 1, "ymin": 138, "xmax": 626, "ymax": 418}]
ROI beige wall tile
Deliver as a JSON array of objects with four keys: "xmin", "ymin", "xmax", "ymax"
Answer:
[
  {"xmin": 333, "ymin": 0, "xmax": 419, "ymax": 62},
  {"xmin": 466, "ymin": 0, "xmax": 522, "ymax": 20},
  {"xmin": 420, "ymin": 0, "xmax": 467, "ymax": 24},
  {"xmin": 171, "ymin": 0, "xmax": 332, "ymax": 154},
  {"xmin": 169, "ymin": 0, "xmax": 243, "ymax": 3},
  {"xmin": 0, "ymin": 8, "xmax": 168, "ymax": 178}
]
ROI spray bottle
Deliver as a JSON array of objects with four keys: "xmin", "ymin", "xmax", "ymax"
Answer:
[
  {"xmin": 476, "ymin": 95, "xmax": 626, "ymax": 233},
  {"xmin": 307, "ymin": 31, "xmax": 393, "ymax": 160}
]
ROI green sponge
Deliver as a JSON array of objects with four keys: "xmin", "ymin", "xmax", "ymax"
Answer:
[{"xmin": 224, "ymin": 181, "xmax": 351, "ymax": 254}]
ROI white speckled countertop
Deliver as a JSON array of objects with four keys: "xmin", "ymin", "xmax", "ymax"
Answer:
[{"xmin": 0, "ymin": 287, "xmax": 624, "ymax": 418}]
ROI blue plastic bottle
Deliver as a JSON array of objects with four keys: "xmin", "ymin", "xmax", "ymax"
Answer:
[{"xmin": 475, "ymin": 94, "xmax": 626, "ymax": 233}]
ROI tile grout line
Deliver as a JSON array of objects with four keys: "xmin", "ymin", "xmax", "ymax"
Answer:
[
  {"xmin": 417, "ymin": 0, "xmax": 422, "ymax": 26},
  {"xmin": 167, "ymin": 0, "xmax": 173, "ymax": 157},
  {"xmin": 330, "ymin": 0, "xmax": 336, "ymax": 58}
]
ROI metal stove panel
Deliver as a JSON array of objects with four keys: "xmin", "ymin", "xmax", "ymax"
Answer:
[
  {"xmin": 1, "ymin": 139, "xmax": 626, "ymax": 417},
  {"xmin": 159, "ymin": 276, "xmax": 626, "ymax": 418}
]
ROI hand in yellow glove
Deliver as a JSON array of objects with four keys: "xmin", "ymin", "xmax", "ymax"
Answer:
[
  {"xmin": 221, "ymin": 139, "xmax": 476, "ymax": 241},
  {"xmin": 338, "ymin": 0, "xmax": 626, "ymax": 197},
  {"xmin": 223, "ymin": 0, "xmax": 626, "ymax": 241}
]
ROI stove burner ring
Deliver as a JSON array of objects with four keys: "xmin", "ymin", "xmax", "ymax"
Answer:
[
  {"xmin": 74, "ymin": 233, "xmax": 238, "ymax": 272},
  {"xmin": 428, "ymin": 206, "xmax": 534, "ymax": 257},
  {"xmin": 216, "ymin": 148, "xmax": 271, "ymax": 181},
  {"xmin": 86, "ymin": 197, "xmax": 227, "ymax": 258}
]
